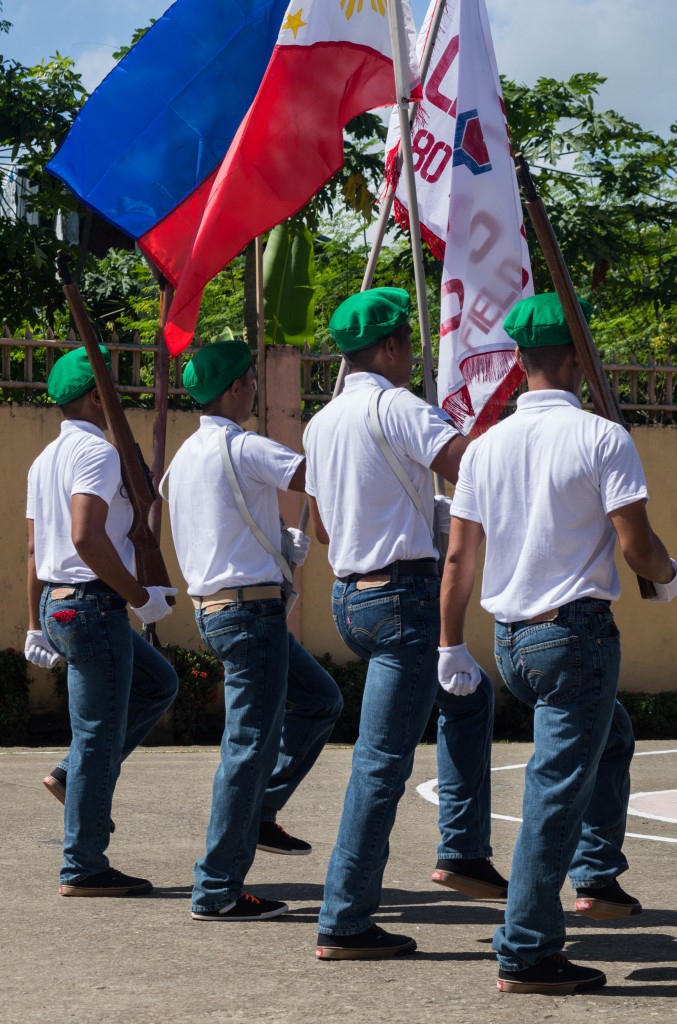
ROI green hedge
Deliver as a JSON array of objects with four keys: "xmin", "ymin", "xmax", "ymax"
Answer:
[
  {"xmin": 492, "ymin": 687, "xmax": 677, "ymax": 743},
  {"xmin": 0, "ymin": 648, "xmax": 30, "ymax": 744},
  {"xmin": 5, "ymin": 646, "xmax": 677, "ymax": 746}
]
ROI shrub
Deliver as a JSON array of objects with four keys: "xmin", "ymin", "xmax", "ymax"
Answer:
[
  {"xmin": 0, "ymin": 648, "xmax": 30, "ymax": 745},
  {"xmin": 495, "ymin": 687, "xmax": 677, "ymax": 742},
  {"xmin": 167, "ymin": 646, "xmax": 223, "ymax": 745}
]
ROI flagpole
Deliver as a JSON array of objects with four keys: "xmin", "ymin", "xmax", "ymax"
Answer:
[
  {"xmin": 387, "ymin": 0, "xmax": 437, "ymax": 408},
  {"xmin": 387, "ymin": 0, "xmax": 447, "ymax": 501},
  {"xmin": 299, "ymin": 0, "xmax": 448, "ymax": 528},
  {"xmin": 362, "ymin": 0, "xmax": 447, "ymax": 294},
  {"xmin": 255, "ymin": 235, "xmax": 267, "ymax": 436}
]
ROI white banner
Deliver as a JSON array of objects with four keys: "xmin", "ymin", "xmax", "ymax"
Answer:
[{"xmin": 385, "ymin": 0, "xmax": 533, "ymax": 433}]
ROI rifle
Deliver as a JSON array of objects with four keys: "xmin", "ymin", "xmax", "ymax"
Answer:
[
  {"xmin": 56, "ymin": 251, "xmax": 175, "ymax": 604},
  {"xmin": 514, "ymin": 155, "xmax": 655, "ymax": 599}
]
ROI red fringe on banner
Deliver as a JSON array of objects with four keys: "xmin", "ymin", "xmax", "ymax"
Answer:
[
  {"xmin": 442, "ymin": 384, "xmax": 474, "ymax": 428},
  {"xmin": 384, "ymin": 146, "xmax": 400, "ymax": 194},
  {"xmin": 460, "ymin": 348, "xmax": 518, "ymax": 384},
  {"xmin": 440, "ymin": 358, "xmax": 525, "ymax": 437},
  {"xmin": 470, "ymin": 361, "xmax": 525, "ymax": 437},
  {"xmin": 390, "ymin": 197, "xmax": 446, "ymax": 260}
]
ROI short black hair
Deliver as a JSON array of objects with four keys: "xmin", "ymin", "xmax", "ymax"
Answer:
[
  {"xmin": 518, "ymin": 343, "xmax": 572, "ymax": 376},
  {"xmin": 344, "ymin": 323, "xmax": 410, "ymax": 371}
]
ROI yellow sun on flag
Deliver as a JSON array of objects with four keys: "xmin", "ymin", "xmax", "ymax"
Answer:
[
  {"xmin": 283, "ymin": 9, "xmax": 307, "ymax": 38},
  {"xmin": 340, "ymin": 0, "xmax": 387, "ymax": 20}
]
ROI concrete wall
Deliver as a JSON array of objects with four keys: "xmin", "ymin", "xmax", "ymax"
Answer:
[{"xmin": 3, "ymin": 354, "xmax": 676, "ymax": 717}]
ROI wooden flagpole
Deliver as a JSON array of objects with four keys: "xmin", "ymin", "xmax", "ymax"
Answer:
[
  {"xmin": 255, "ymin": 235, "xmax": 267, "ymax": 436},
  {"xmin": 148, "ymin": 273, "xmax": 173, "ymax": 545}
]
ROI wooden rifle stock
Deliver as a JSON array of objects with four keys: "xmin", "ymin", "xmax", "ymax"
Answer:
[
  {"xmin": 56, "ymin": 251, "xmax": 175, "ymax": 602},
  {"xmin": 514, "ymin": 156, "xmax": 655, "ymax": 599}
]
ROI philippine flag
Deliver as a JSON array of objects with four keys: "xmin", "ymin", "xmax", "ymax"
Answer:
[{"xmin": 148, "ymin": 0, "xmax": 422, "ymax": 355}]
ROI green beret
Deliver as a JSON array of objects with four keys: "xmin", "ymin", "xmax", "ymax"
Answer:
[
  {"xmin": 47, "ymin": 345, "xmax": 111, "ymax": 405},
  {"xmin": 183, "ymin": 339, "xmax": 252, "ymax": 404},
  {"xmin": 504, "ymin": 293, "xmax": 592, "ymax": 348},
  {"xmin": 329, "ymin": 287, "xmax": 411, "ymax": 353}
]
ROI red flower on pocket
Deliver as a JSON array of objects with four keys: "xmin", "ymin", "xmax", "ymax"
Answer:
[{"xmin": 51, "ymin": 609, "xmax": 78, "ymax": 624}]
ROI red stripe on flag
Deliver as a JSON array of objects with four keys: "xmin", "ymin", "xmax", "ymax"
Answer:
[{"xmin": 141, "ymin": 42, "xmax": 405, "ymax": 355}]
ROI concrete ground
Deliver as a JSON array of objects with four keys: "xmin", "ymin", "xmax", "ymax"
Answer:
[{"xmin": 2, "ymin": 741, "xmax": 677, "ymax": 1024}]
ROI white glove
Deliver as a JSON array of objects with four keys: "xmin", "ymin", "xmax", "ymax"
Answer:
[
  {"xmin": 438, "ymin": 644, "xmax": 482, "ymax": 696},
  {"xmin": 434, "ymin": 495, "xmax": 453, "ymax": 534},
  {"xmin": 286, "ymin": 528, "xmax": 310, "ymax": 567},
  {"xmin": 131, "ymin": 586, "xmax": 178, "ymax": 625},
  {"xmin": 650, "ymin": 558, "xmax": 677, "ymax": 602},
  {"xmin": 24, "ymin": 630, "xmax": 61, "ymax": 669}
]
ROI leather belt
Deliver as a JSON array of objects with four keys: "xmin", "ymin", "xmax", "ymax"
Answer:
[
  {"xmin": 192, "ymin": 585, "xmax": 283, "ymax": 610},
  {"xmin": 341, "ymin": 558, "xmax": 439, "ymax": 585}
]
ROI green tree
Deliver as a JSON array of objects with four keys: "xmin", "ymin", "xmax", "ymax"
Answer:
[
  {"xmin": 503, "ymin": 72, "xmax": 677, "ymax": 361},
  {"xmin": 0, "ymin": 10, "xmax": 86, "ymax": 330}
]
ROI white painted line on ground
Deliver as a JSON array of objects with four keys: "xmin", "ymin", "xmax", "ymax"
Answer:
[
  {"xmin": 417, "ymin": 748, "xmax": 677, "ymax": 844},
  {"xmin": 624, "ymin": 832, "xmax": 677, "ymax": 844},
  {"xmin": 628, "ymin": 789, "xmax": 677, "ymax": 824}
]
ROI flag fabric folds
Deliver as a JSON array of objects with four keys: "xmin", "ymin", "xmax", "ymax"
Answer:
[
  {"xmin": 385, "ymin": 0, "xmax": 533, "ymax": 434},
  {"xmin": 47, "ymin": 0, "xmax": 290, "ymax": 241},
  {"xmin": 154, "ymin": 0, "xmax": 422, "ymax": 354}
]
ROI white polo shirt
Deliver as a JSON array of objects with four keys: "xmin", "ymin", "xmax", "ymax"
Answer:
[
  {"xmin": 304, "ymin": 372, "xmax": 458, "ymax": 578},
  {"xmin": 26, "ymin": 419, "xmax": 134, "ymax": 583},
  {"xmin": 165, "ymin": 415, "xmax": 302, "ymax": 596},
  {"xmin": 452, "ymin": 390, "xmax": 649, "ymax": 621}
]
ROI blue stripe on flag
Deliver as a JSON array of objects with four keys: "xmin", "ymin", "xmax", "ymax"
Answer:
[{"xmin": 47, "ymin": 0, "xmax": 288, "ymax": 239}]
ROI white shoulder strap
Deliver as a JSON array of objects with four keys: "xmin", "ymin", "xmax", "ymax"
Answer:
[
  {"xmin": 217, "ymin": 428, "xmax": 293, "ymax": 585},
  {"xmin": 158, "ymin": 466, "xmax": 171, "ymax": 502},
  {"xmin": 367, "ymin": 390, "xmax": 430, "ymax": 530}
]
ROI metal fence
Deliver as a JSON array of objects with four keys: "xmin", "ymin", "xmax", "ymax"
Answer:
[
  {"xmin": 300, "ymin": 341, "xmax": 676, "ymax": 421},
  {"xmin": 0, "ymin": 328, "xmax": 200, "ymax": 399},
  {"xmin": 1, "ymin": 330, "xmax": 674, "ymax": 421}
]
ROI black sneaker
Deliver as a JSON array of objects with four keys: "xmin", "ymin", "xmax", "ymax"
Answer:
[
  {"xmin": 60, "ymin": 867, "xmax": 152, "ymax": 897},
  {"xmin": 316, "ymin": 924, "xmax": 417, "ymax": 961},
  {"xmin": 432, "ymin": 857, "xmax": 508, "ymax": 899},
  {"xmin": 192, "ymin": 893, "xmax": 289, "ymax": 921},
  {"xmin": 43, "ymin": 767, "xmax": 116, "ymax": 833},
  {"xmin": 257, "ymin": 821, "xmax": 311, "ymax": 855},
  {"xmin": 575, "ymin": 879, "xmax": 642, "ymax": 920},
  {"xmin": 498, "ymin": 953, "xmax": 607, "ymax": 994}
]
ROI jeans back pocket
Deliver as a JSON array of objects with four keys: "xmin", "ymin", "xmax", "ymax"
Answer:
[
  {"xmin": 517, "ymin": 631, "xmax": 582, "ymax": 705},
  {"xmin": 44, "ymin": 607, "xmax": 95, "ymax": 665}
]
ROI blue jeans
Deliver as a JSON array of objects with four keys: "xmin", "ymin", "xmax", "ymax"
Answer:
[
  {"xmin": 436, "ymin": 668, "xmax": 495, "ymax": 860},
  {"xmin": 492, "ymin": 598, "xmax": 634, "ymax": 971},
  {"xmin": 192, "ymin": 597, "xmax": 342, "ymax": 912},
  {"xmin": 40, "ymin": 582, "xmax": 179, "ymax": 884},
  {"xmin": 318, "ymin": 572, "xmax": 441, "ymax": 935}
]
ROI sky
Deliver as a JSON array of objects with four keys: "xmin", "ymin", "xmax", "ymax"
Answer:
[{"xmin": 2, "ymin": 0, "xmax": 676, "ymax": 137}]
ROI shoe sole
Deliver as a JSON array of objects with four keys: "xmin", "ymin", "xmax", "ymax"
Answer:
[
  {"xmin": 60, "ymin": 881, "xmax": 153, "ymax": 897},
  {"xmin": 432, "ymin": 868, "xmax": 507, "ymax": 900},
  {"xmin": 192, "ymin": 903, "xmax": 289, "ymax": 921},
  {"xmin": 43, "ymin": 775, "xmax": 116, "ymax": 833},
  {"xmin": 575, "ymin": 897, "xmax": 642, "ymax": 920},
  {"xmin": 497, "ymin": 972, "xmax": 607, "ymax": 995},
  {"xmin": 256, "ymin": 843, "xmax": 311, "ymax": 856},
  {"xmin": 316, "ymin": 939, "xmax": 417, "ymax": 960}
]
